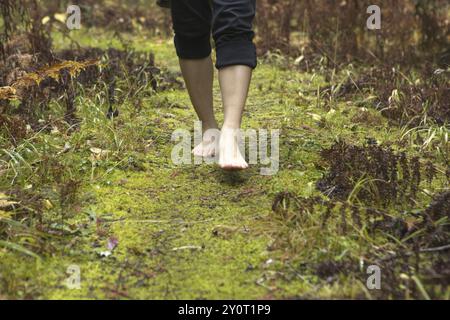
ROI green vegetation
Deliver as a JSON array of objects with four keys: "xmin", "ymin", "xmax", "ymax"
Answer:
[{"xmin": 0, "ymin": 1, "xmax": 448, "ymax": 300}]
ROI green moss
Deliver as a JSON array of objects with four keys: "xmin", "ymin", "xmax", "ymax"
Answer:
[{"xmin": 1, "ymin": 30, "xmax": 448, "ymax": 299}]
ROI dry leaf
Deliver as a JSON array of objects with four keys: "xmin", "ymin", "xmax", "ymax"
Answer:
[
  {"xmin": 90, "ymin": 147, "xmax": 111, "ymax": 159},
  {"xmin": 0, "ymin": 86, "xmax": 17, "ymax": 100},
  {"xmin": 0, "ymin": 210, "xmax": 13, "ymax": 219},
  {"xmin": 0, "ymin": 59, "xmax": 99, "ymax": 101}
]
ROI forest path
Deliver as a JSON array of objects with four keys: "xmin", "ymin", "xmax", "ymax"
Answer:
[
  {"xmin": 45, "ymin": 38, "xmax": 328, "ymax": 299},
  {"xmin": 6, "ymin": 34, "xmax": 392, "ymax": 299}
]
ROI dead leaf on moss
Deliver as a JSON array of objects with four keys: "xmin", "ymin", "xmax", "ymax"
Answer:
[
  {"xmin": 0, "ymin": 192, "xmax": 19, "ymax": 209},
  {"xmin": 0, "ymin": 210, "xmax": 13, "ymax": 219},
  {"xmin": 90, "ymin": 147, "xmax": 111, "ymax": 159},
  {"xmin": 0, "ymin": 59, "xmax": 99, "ymax": 101},
  {"xmin": 0, "ymin": 86, "xmax": 17, "ymax": 100}
]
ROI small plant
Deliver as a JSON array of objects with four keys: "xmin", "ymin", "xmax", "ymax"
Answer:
[
  {"xmin": 271, "ymin": 190, "xmax": 450, "ymax": 299},
  {"xmin": 316, "ymin": 140, "xmax": 433, "ymax": 206}
]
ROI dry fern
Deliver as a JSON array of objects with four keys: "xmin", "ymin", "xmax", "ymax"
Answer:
[{"xmin": 0, "ymin": 59, "xmax": 99, "ymax": 101}]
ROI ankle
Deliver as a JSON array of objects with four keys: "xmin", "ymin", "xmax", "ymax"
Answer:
[
  {"xmin": 222, "ymin": 122, "xmax": 241, "ymax": 131},
  {"xmin": 201, "ymin": 122, "xmax": 219, "ymax": 133}
]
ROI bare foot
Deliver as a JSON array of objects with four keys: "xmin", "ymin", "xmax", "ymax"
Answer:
[
  {"xmin": 218, "ymin": 128, "xmax": 248, "ymax": 171},
  {"xmin": 192, "ymin": 127, "xmax": 220, "ymax": 158},
  {"xmin": 192, "ymin": 139, "xmax": 217, "ymax": 158}
]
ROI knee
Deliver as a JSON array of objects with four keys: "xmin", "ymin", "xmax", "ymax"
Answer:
[
  {"xmin": 173, "ymin": 23, "xmax": 212, "ymax": 60},
  {"xmin": 212, "ymin": 1, "xmax": 257, "ymax": 69},
  {"xmin": 212, "ymin": 0, "xmax": 256, "ymax": 46},
  {"xmin": 213, "ymin": 28, "xmax": 255, "ymax": 48},
  {"xmin": 174, "ymin": 35, "xmax": 211, "ymax": 60},
  {"xmin": 171, "ymin": 2, "xmax": 212, "ymax": 60}
]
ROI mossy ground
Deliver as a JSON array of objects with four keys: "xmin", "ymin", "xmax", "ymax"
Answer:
[{"xmin": 0, "ymin": 30, "xmax": 448, "ymax": 300}]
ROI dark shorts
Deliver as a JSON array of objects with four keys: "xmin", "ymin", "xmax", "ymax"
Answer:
[{"xmin": 170, "ymin": 0, "xmax": 257, "ymax": 69}]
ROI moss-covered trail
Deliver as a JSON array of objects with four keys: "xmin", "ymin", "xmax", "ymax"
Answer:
[{"xmin": 1, "ymin": 33, "xmax": 408, "ymax": 300}]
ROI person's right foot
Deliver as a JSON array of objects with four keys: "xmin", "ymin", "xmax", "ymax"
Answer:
[
  {"xmin": 192, "ymin": 126, "xmax": 220, "ymax": 158},
  {"xmin": 192, "ymin": 139, "xmax": 217, "ymax": 158},
  {"xmin": 218, "ymin": 128, "xmax": 248, "ymax": 170}
]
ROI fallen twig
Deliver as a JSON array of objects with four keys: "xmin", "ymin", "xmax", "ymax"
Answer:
[
  {"xmin": 172, "ymin": 245, "xmax": 202, "ymax": 251},
  {"xmin": 419, "ymin": 244, "xmax": 450, "ymax": 253}
]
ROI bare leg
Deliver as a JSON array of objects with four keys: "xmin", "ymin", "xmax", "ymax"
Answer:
[
  {"xmin": 218, "ymin": 65, "xmax": 252, "ymax": 170},
  {"xmin": 179, "ymin": 56, "xmax": 218, "ymax": 157}
]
